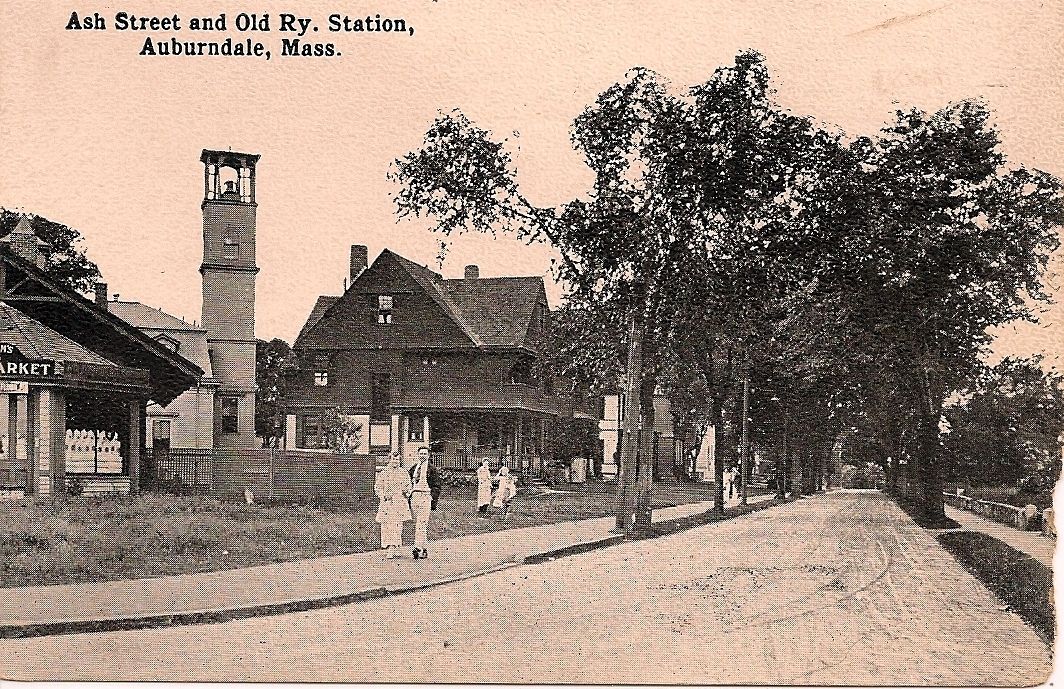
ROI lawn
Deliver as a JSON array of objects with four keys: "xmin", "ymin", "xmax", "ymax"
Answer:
[{"xmin": 0, "ymin": 478, "xmax": 726, "ymax": 588}]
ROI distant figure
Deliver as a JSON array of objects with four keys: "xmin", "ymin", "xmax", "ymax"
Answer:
[
  {"xmin": 493, "ymin": 465, "xmax": 517, "ymax": 519},
  {"xmin": 408, "ymin": 447, "xmax": 441, "ymax": 559},
  {"xmin": 375, "ymin": 453, "xmax": 412, "ymax": 559},
  {"xmin": 476, "ymin": 459, "xmax": 492, "ymax": 515}
]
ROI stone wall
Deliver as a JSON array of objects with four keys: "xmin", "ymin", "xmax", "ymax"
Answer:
[{"xmin": 943, "ymin": 492, "xmax": 1041, "ymax": 531}]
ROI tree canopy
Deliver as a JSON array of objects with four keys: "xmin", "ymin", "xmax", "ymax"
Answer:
[
  {"xmin": 0, "ymin": 209, "xmax": 102, "ymax": 292},
  {"xmin": 392, "ymin": 50, "xmax": 1064, "ymax": 527}
]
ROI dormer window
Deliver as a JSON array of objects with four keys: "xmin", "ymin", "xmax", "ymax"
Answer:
[
  {"xmin": 153, "ymin": 334, "xmax": 180, "ymax": 352},
  {"xmin": 377, "ymin": 295, "xmax": 393, "ymax": 324}
]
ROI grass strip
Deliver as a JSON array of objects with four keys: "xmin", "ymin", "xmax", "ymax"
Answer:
[{"xmin": 937, "ymin": 530, "xmax": 1055, "ymax": 643}]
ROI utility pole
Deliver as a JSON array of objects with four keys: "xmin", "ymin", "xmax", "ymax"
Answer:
[
  {"xmin": 614, "ymin": 282, "xmax": 646, "ymax": 533},
  {"xmin": 739, "ymin": 360, "xmax": 751, "ymax": 506}
]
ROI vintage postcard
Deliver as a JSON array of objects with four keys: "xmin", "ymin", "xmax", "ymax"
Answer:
[{"xmin": 0, "ymin": 0, "xmax": 1061, "ymax": 684}]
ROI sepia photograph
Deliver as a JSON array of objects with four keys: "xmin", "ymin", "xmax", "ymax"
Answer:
[{"xmin": 0, "ymin": 0, "xmax": 1061, "ymax": 684}]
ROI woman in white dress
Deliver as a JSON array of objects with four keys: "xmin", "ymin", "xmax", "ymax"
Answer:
[
  {"xmin": 492, "ymin": 465, "xmax": 516, "ymax": 519},
  {"xmin": 476, "ymin": 459, "xmax": 492, "ymax": 516},
  {"xmin": 375, "ymin": 453, "xmax": 412, "ymax": 558}
]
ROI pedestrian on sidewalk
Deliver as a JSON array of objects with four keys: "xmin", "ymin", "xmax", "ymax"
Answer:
[
  {"xmin": 476, "ymin": 458, "xmax": 492, "ymax": 516},
  {"xmin": 492, "ymin": 465, "xmax": 517, "ymax": 519},
  {"xmin": 375, "ymin": 452, "xmax": 412, "ymax": 559},
  {"xmin": 408, "ymin": 446, "xmax": 440, "ymax": 559}
]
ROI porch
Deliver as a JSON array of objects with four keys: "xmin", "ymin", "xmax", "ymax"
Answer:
[{"xmin": 413, "ymin": 410, "xmax": 597, "ymax": 477}]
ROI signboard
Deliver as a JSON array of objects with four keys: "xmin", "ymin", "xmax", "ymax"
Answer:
[
  {"xmin": 0, "ymin": 344, "xmax": 57, "ymax": 380},
  {"xmin": 0, "ymin": 381, "xmax": 29, "ymax": 394}
]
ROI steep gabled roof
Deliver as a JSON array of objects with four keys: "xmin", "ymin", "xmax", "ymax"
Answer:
[
  {"xmin": 107, "ymin": 301, "xmax": 202, "ymax": 331},
  {"xmin": 0, "ymin": 246, "xmax": 203, "ymax": 404},
  {"xmin": 295, "ymin": 296, "xmax": 340, "ymax": 345},
  {"xmin": 438, "ymin": 277, "xmax": 546, "ymax": 347},
  {"xmin": 0, "ymin": 303, "xmax": 115, "ymax": 366},
  {"xmin": 387, "ymin": 251, "xmax": 480, "ymax": 344},
  {"xmin": 296, "ymin": 248, "xmax": 548, "ymax": 351}
]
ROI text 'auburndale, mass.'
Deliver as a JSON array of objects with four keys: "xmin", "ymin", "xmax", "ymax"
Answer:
[{"xmin": 64, "ymin": 11, "xmax": 415, "ymax": 60}]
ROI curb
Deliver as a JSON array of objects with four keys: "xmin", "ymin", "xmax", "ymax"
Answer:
[
  {"xmin": 0, "ymin": 562, "xmax": 520, "ymax": 640},
  {"xmin": 522, "ymin": 534, "xmax": 626, "ymax": 564}
]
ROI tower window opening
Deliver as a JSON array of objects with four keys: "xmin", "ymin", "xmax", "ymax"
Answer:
[{"xmin": 222, "ymin": 235, "xmax": 239, "ymax": 259}]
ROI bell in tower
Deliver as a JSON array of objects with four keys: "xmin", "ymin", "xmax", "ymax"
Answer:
[{"xmin": 199, "ymin": 148, "xmax": 260, "ymax": 450}]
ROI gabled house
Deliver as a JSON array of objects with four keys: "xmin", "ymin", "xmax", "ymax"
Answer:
[
  {"xmin": 285, "ymin": 246, "xmax": 598, "ymax": 472},
  {"xmin": 105, "ymin": 297, "xmax": 219, "ymax": 450}
]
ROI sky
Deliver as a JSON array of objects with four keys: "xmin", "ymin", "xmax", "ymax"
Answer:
[{"xmin": 1, "ymin": 0, "xmax": 1062, "ymax": 366}]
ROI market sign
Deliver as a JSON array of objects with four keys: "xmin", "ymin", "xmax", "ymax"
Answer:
[{"xmin": 0, "ymin": 344, "xmax": 57, "ymax": 379}]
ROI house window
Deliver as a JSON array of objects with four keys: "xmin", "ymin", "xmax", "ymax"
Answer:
[
  {"xmin": 377, "ymin": 295, "xmax": 393, "ymax": 324},
  {"xmin": 314, "ymin": 371, "xmax": 329, "ymax": 386},
  {"xmin": 408, "ymin": 415, "xmax": 425, "ymax": 442},
  {"xmin": 152, "ymin": 419, "xmax": 171, "ymax": 441},
  {"xmin": 220, "ymin": 397, "xmax": 239, "ymax": 434}
]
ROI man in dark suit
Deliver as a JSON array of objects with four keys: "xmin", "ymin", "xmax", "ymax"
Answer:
[{"xmin": 408, "ymin": 446, "xmax": 441, "ymax": 559}]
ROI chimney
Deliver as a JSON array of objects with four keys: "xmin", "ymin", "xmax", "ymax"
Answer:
[
  {"xmin": 2, "ymin": 215, "xmax": 48, "ymax": 269},
  {"xmin": 94, "ymin": 282, "xmax": 108, "ymax": 307},
  {"xmin": 464, "ymin": 264, "xmax": 480, "ymax": 280},
  {"xmin": 350, "ymin": 245, "xmax": 368, "ymax": 282}
]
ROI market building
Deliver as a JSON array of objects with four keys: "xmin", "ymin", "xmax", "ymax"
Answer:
[
  {"xmin": 0, "ymin": 216, "xmax": 202, "ymax": 497},
  {"xmin": 285, "ymin": 247, "xmax": 599, "ymax": 473}
]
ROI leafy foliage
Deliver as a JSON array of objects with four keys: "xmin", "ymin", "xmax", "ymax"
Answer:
[
  {"xmin": 941, "ymin": 356, "xmax": 1064, "ymax": 488},
  {"xmin": 255, "ymin": 338, "xmax": 292, "ymax": 448},
  {"xmin": 392, "ymin": 51, "xmax": 1064, "ymax": 522},
  {"xmin": 0, "ymin": 209, "xmax": 102, "ymax": 292}
]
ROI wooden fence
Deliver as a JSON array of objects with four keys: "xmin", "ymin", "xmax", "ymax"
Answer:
[{"xmin": 150, "ymin": 447, "xmax": 376, "ymax": 505}]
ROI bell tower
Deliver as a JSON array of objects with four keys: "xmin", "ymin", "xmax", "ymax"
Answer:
[{"xmin": 200, "ymin": 149, "xmax": 259, "ymax": 449}]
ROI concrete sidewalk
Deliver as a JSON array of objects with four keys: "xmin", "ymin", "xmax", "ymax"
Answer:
[
  {"xmin": 0, "ymin": 494, "xmax": 776, "ymax": 636},
  {"xmin": 944, "ymin": 506, "xmax": 1055, "ymax": 568}
]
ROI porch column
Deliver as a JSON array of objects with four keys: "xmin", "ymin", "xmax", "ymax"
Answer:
[
  {"xmin": 25, "ymin": 390, "xmax": 38, "ymax": 494},
  {"xmin": 128, "ymin": 398, "xmax": 143, "ymax": 494},
  {"xmin": 6, "ymin": 394, "xmax": 17, "ymax": 487},
  {"xmin": 390, "ymin": 413, "xmax": 401, "ymax": 455},
  {"xmin": 38, "ymin": 388, "xmax": 66, "ymax": 495},
  {"xmin": 284, "ymin": 414, "xmax": 297, "ymax": 450},
  {"xmin": 515, "ymin": 415, "xmax": 523, "ymax": 470}
]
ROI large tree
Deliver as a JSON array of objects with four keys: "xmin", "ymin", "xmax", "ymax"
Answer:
[
  {"xmin": 0, "ymin": 209, "xmax": 101, "ymax": 292},
  {"xmin": 256, "ymin": 338, "xmax": 292, "ymax": 448},
  {"xmin": 842, "ymin": 103, "xmax": 1064, "ymax": 522},
  {"xmin": 392, "ymin": 51, "xmax": 859, "ymax": 530},
  {"xmin": 942, "ymin": 356, "xmax": 1064, "ymax": 488}
]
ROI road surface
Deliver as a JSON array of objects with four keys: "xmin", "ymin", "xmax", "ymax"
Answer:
[{"xmin": 0, "ymin": 490, "xmax": 1052, "ymax": 684}]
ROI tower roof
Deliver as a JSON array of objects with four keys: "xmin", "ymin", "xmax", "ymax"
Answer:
[{"xmin": 201, "ymin": 149, "xmax": 260, "ymax": 165}]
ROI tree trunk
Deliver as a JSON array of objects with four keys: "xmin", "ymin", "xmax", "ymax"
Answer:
[
  {"xmin": 915, "ymin": 369, "xmax": 946, "ymax": 523},
  {"xmin": 712, "ymin": 398, "xmax": 725, "ymax": 514},
  {"xmin": 614, "ymin": 283, "xmax": 646, "ymax": 533},
  {"xmin": 776, "ymin": 412, "xmax": 789, "ymax": 499},
  {"xmin": 633, "ymin": 375, "xmax": 657, "ymax": 531}
]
